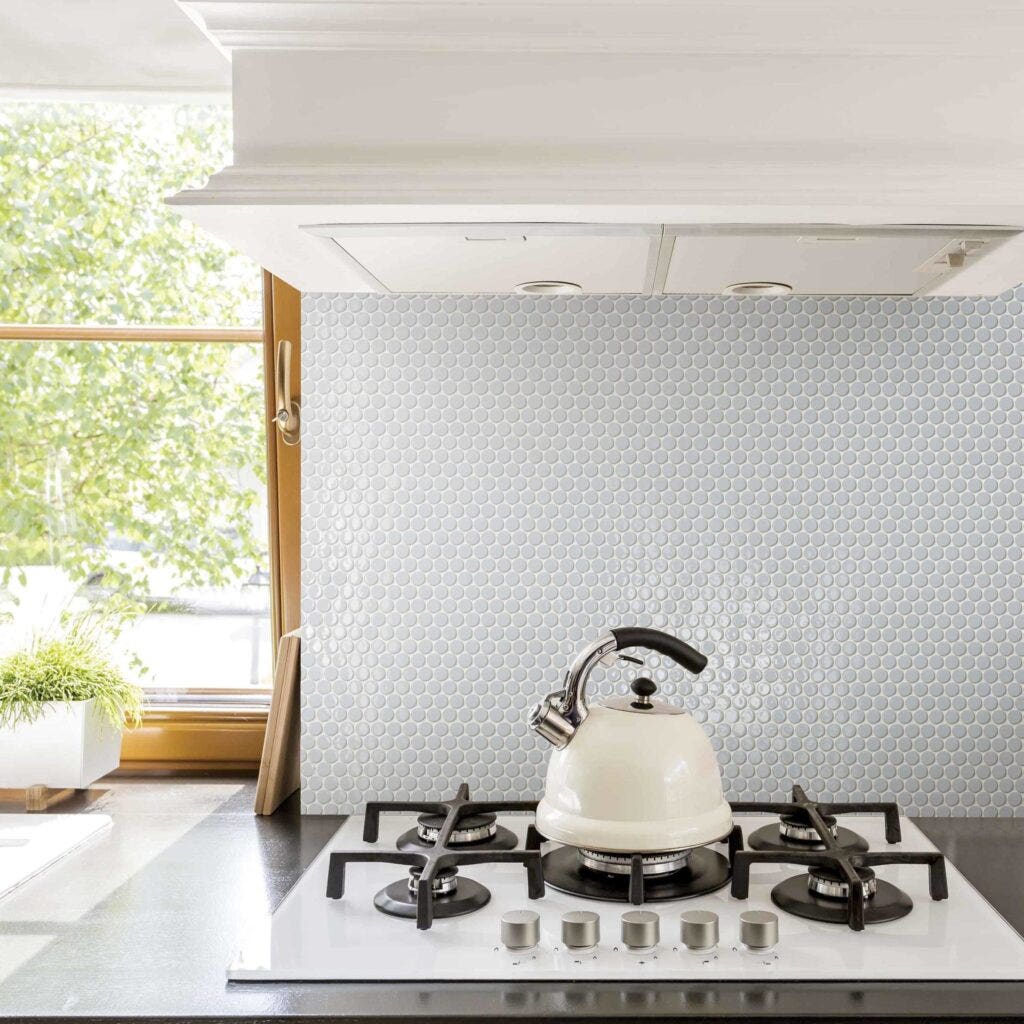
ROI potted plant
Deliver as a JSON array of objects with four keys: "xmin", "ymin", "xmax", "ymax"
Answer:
[{"xmin": 0, "ymin": 616, "xmax": 143, "ymax": 789}]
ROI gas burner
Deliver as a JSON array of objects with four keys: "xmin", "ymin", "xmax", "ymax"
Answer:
[
  {"xmin": 773, "ymin": 864, "xmax": 913, "ymax": 926},
  {"xmin": 374, "ymin": 865, "xmax": 491, "ymax": 921},
  {"xmin": 396, "ymin": 810, "xmax": 519, "ymax": 852},
  {"xmin": 541, "ymin": 827, "xmax": 742, "ymax": 905},
  {"xmin": 781, "ymin": 813, "xmax": 839, "ymax": 843},
  {"xmin": 408, "ymin": 865, "xmax": 459, "ymax": 895},
  {"xmin": 578, "ymin": 847, "xmax": 690, "ymax": 877},
  {"xmin": 746, "ymin": 810, "xmax": 869, "ymax": 855},
  {"xmin": 326, "ymin": 784, "xmax": 543, "ymax": 930},
  {"xmin": 808, "ymin": 864, "xmax": 878, "ymax": 900},
  {"xmin": 730, "ymin": 784, "xmax": 948, "ymax": 931},
  {"xmin": 419, "ymin": 812, "xmax": 496, "ymax": 845}
]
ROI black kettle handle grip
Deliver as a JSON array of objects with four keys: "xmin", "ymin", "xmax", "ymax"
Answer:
[{"xmin": 610, "ymin": 627, "xmax": 708, "ymax": 675}]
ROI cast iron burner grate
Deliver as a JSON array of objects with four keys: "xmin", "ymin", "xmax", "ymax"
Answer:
[
  {"xmin": 729, "ymin": 784, "xmax": 948, "ymax": 931},
  {"xmin": 539, "ymin": 826, "xmax": 743, "ymax": 905},
  {"xmin": 325, "ymin": 783, "xmax": 543, "ymax": 930},
  {"xmin": 734, "ymin": 786, "xmax": 903, "ymax": 854}
]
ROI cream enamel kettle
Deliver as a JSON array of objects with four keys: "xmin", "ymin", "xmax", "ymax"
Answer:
[{"xmin": 529, "ymin": 627, "xmax": 733, "ymax": 853}]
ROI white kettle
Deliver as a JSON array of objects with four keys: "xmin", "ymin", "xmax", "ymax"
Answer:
[{"xmin": 529, "ymin": 627, "xmax": 733, "ymax": 853}]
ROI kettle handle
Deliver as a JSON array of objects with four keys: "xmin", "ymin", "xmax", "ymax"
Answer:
[
  {"xmin": 529, "ymin": 628, "xmax": 708, "ymax": 748},
  {"xmin": 610, "ymin": 627, "xmax": 708, "ymax": 676}
]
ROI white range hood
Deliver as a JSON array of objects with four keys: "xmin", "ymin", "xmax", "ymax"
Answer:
[{"xmin": 172, "ymin": 1, "xmax": 1024, "ymax": 296}]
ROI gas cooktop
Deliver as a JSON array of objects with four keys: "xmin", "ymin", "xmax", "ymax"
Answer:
[{"xmin": 229, "ymin": 787, "xmax": 1024, "ymax": 982}]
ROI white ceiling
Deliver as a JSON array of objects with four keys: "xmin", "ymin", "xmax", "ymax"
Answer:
[{"xmin": 0, "ymin": 0, "xmax": 229, "ymax": 101}]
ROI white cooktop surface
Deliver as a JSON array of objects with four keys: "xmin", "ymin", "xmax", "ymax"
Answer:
[{"xmin": 229, "ymin": 814, "xmax": 1024, "ymax": 981}]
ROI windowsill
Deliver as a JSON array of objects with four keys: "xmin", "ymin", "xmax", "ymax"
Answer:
[
  {"xmin": 144, "ymin": 694, "xmax": 272, "ymax": 713},
  {"xmin": 119, "ymin": 705, "xmax": 268, "ymax": 772},
  {"xmin": 144, "ymin": 702, "xmax": 270, "ymax": 714}
]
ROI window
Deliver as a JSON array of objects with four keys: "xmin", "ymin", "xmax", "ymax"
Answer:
[{"xmin": 0, "ymin": 102, "xmax": 271, "ymax": 725}]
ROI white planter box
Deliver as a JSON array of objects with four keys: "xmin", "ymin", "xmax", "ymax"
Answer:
[{"xmin": 0, "ymin": 699, "xmax": 122, "ymax": 789}]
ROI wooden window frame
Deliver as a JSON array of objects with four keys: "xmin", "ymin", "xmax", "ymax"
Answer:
[
  {"xmin": 261, "ymin": 272, "xmax": 302, "ymax": 643},
  {"xmin": 0, "ymin": 288, "xmax": 301, "ymax": 771}
]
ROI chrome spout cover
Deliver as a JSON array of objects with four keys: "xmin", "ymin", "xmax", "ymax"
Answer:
[{"xmin": 528, "ymin": 697, "xmax": 576, "ymax": 749}]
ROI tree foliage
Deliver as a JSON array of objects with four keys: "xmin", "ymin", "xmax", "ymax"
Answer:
[
  {"xmin": 0, "ymin": 104, "xmax": 265, "ymax": 598},
  {"xmin": 0, "ymin": 103, "xmax": 258, "ymax": 326}
]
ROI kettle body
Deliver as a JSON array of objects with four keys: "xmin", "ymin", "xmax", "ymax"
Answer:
[
  {"xmin": 536, "ymin": 701, "xmax": 733, "ymax": 851},
  {"xmin": 530, "ymin": 628, "xmax": 733, "ymax": 853}
]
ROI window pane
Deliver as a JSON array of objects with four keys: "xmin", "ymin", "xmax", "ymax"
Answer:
[
  {"xmin": 0, "ymin": 100, "xmax": 268, "ymax": 700},
  {"xmin": 0, "ymin": 102, "xmax": 260, "ymax": 327},
  {"xmin": 0, "ymin": 339, "xmax": 271, "ymax": 697}
]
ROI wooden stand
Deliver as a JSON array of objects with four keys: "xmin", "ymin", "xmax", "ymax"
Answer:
[
  {"xmin": 254, "ymin": 630, "xmax": 301, "ymax": 815},
  {"xmin": 1, "ymin": 786, "xmax": 81, "ymax": 812}
]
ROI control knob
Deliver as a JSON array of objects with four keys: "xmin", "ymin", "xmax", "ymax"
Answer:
[
  {"xmin": 620, "ymin": 910, "xmax": 660, "ymax": 951},
  {"xmin": 739, "ymin": 910, "xmax": 779, "ymax": 950},
  {"xmin": 501, "ymin": 909, "xmax": 540, "ymax": 951},
  {"xmin": 561, "ymin": 910, "xmax": 600, "ymax": 950},
  {"xmin": 680, "ymin": 910, "xmax": 719, "ymax": 952}
]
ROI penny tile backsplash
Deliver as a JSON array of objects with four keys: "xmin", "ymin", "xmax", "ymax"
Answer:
[{"xmin": 300, "ymin": 290, "xmax": 1024, "ymax": 815}]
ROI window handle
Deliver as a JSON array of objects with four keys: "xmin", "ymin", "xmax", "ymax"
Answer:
[{"xmin": 274, "ymin": 338, "xmax": 301, "ymax": 446}]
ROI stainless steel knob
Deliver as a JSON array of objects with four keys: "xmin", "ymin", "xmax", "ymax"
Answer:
[
  {"xmin": 561, "ymin": 910, "xmax": 600, "ymax": 949},
  {"xmin": 501, "ymin": 909, "xmax": 540, "ymax": 950},
  {"xmin": 621, "ymin": 910, "xmax": 660, "ymax": 950},
  {"xmin": 680, "ymin": 910, "xmax": 719, "ymax": 951},
  {"xmin": 739, "ymin": 910, "xmax": 779, "ymax": 950}
]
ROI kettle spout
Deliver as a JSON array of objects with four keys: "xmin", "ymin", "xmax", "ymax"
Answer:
[{"xmin": 529, "ymin": 697, "xmax": 576, "ymax": 748}]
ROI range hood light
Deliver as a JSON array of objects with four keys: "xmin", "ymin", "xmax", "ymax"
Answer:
[
  {"xmin": 515, "ymin": 280, "xmax": 583, "ymax": 295},
  {"xmin": 723, "ymin": 281, "xmax": 793, "ymax": 296}
]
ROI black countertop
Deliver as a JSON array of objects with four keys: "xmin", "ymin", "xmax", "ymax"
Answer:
[{"xmin": 1, "ymin": 778, "xmax": 1022, "ymax": 1023}]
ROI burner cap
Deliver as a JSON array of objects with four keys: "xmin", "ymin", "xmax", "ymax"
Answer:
[
  {"xmin": 416, "ymin": 811, "xmax": 497, "ymax": 845},
  {"xmin": 578, "ymin": 848, "xmax": 690, "ymax": 877},
  {"xmin": 779, "ymin": 813, "xmax": 839, "ymax": 843},
  {"xmin": 808, "ymin": 864, "xmax": 878, "ymax": 901},
  {"xmin": 408, "ymin": 865, "xmax": 458, "ymax": 896}
]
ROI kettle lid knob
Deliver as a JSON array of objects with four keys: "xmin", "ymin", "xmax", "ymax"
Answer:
[{"xmin": 629, "ymin": 677, "xmax": 658, "ymax": 708}]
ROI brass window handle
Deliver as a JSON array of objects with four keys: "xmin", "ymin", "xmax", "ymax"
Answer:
[{"xmin": 274, "ymin": 338, "xmax": 301, "ymax": 446}]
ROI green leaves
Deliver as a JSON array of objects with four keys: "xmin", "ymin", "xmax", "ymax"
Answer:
[
  {"xmin": 0, "ymin": 103, "xmax": 260, "ymax": 326},
  {"xmin": 0, "ymin": 614, "xmax": 144, "ymax": 730},
  {"xmin": 0, "ymin": 340, "xmax": 265, "ymax": 593}
]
